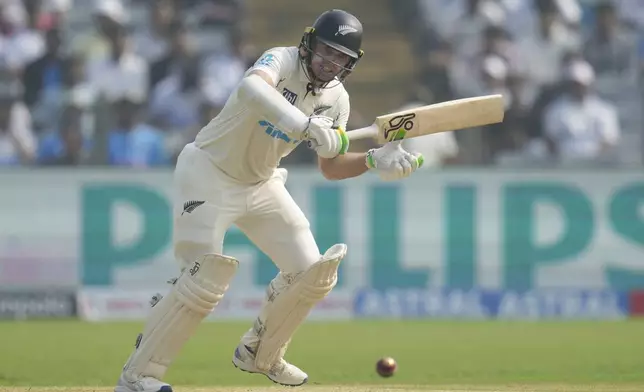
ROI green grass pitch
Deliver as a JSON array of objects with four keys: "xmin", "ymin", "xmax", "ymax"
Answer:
[{"xmin": 0, "ymin": 320, "xmax": 643, "ymax": 392}]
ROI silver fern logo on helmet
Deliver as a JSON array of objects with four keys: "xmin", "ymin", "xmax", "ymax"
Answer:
[{"xmin": 336, "ymin": 24, "xmax": 358, "ymax": 36}]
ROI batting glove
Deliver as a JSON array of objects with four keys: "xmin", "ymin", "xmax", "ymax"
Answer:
[
  {"xmin": 305, "ymin": 115, "xmax": 350, "ymax": 159},
  {"xmin": 366, "ymin": 141, "xmax": 424, "ymax": 181}
]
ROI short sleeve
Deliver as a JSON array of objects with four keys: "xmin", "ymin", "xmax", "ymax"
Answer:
[
  {"xmin": 333, "ymin": 90, "xmax": 350, "ymax": 130},
  {"xmin": 245, "ymin": 47, "xmax": 296, "ymax": 86}
]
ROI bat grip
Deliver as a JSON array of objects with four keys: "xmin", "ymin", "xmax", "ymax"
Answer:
[
  {"xmin": 306, "ymin": 124, "xmax": 377, "ymax": 150},
  {"xmin": 347, "ymin": 124, "xmax": 378, "ymax": 141}
]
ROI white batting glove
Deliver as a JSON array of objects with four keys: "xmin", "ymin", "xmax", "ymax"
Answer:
[
  {"xmin": 365, "ymin": 141, "xmax": 424, "ymax": 181},
  {"xmin": 305, "ymin": 115, "xmax": 350, "ymax": 159}
]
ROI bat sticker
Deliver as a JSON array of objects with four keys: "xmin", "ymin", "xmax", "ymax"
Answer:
[{"xmin": 384, "ymin": 113, "xmax": 416, "ymax": 142}]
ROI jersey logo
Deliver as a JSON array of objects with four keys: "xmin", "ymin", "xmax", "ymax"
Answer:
[
  {"xmin": 282, "ymin": 88, "xmax": 298, "ymax": 105},
  {"xmin": 336, "ymin": 24, "xmax": 358, "ymax": 36},
  {"xmin": 182, "ymin": 200, "xmax": 205, "ymax": 215},
  {"xmin": 258, "ymin": 120, "xmax": 299, "ymax": 144},
  {"xmin": 312, "ymin": 105, "xmax": 332, "ymax": 115},
  {"xmin": 255, "ymin": 53, "xmax": 275, "ymax": 67}
]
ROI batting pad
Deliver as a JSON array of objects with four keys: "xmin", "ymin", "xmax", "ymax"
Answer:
[
  {"xmin": 254, "ymin": 243, "xmax": 347, "ymax": 371},
  {"xmin": 123, "ymin": 254, "xmax": 239, "ymax": 380}
]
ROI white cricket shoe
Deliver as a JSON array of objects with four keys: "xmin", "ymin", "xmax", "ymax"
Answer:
[
  {"xmin": 114, "ymin": 374, "xmax": 173, "ymax": 392},
  {"xmin": 232, "ymin": 343, "xmax": 308, "ymax": 386}
]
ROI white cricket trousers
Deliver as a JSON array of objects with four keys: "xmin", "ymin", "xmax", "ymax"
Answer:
[{"xmin": 172, "ymin": 143, "xmax": 321, "ymax": 274}]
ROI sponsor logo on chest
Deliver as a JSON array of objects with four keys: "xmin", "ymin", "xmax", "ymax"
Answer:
[{"xmin": 282, "ymin": 88, "xmax": 298, "ymax": 105}]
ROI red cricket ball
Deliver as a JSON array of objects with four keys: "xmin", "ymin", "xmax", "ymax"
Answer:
[{"xmin": 376, "ymin": 356, "xmax": 397, "ymax": 377}]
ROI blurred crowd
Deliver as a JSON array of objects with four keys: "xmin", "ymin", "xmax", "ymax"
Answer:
[
  {"xmin": 0, "ymin": 0, "xmax": 251, "ymax": 167},
  {"xmin": 397, "ymin": 0, "xmax": 644, "ymax": 167},
  {"xmin": 0, "ymin": 0, "xmax": 641, "ymax": 168}
]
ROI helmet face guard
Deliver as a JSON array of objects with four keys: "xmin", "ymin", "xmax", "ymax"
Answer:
[
  {"xmin": 298, "ymin": 10, "xmax": 364, "ymax": 88},
  {"xmin": 299, "ymin": 28, "xmax": 363, "ymax": 86}
]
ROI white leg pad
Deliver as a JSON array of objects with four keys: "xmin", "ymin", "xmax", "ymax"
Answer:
[
  {"xmin": 253, "ymin": 243, "xmax": 347, "ymax": 371},
  {"xmin": 122, "ymin": 254, "xmax": 238, "ymax": 381}
]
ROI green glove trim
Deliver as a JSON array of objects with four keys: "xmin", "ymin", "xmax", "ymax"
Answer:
[
  {"xmin": 336, "ymin": 127, "xmax": 350, "ymax": 155},
  {"xmin": 365, "ymin": 149, "xmax": 377, "ymax": 169}
]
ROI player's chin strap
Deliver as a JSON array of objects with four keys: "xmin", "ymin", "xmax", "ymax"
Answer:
[{"xmin": 252, "ymin": 243, "xmax": 347, "ymax": 371}]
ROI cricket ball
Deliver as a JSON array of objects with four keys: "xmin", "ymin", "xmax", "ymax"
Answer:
[{"xmin": 376, "ymin": 356, "xmax": 397, "ymax": 377}]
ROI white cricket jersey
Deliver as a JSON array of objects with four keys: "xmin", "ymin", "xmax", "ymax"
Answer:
[{"xmin": 194, "ymin": 46, "xmax": 350, "ymax": 184}]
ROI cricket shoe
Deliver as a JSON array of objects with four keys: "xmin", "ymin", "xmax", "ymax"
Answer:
[
  {"xmin": 114, "ymin": 374, "xmax": 172, "ymax": 392},
  {"xmin": 232, "ymin": 343, "xmax": 308, "ymax": 386}
]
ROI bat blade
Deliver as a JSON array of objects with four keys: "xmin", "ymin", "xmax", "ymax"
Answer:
[{"xmin": 348, "ymin": 94, "xmax": 505, "ymax": 144}]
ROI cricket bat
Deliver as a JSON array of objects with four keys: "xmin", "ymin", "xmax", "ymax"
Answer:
[{"xmin": 347, "ymin": 94, "xmax": 505, "ymax": 143}]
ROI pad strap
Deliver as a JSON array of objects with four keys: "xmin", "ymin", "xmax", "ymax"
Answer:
[
  {"xmin": 254, "ymin": 244, "xmax": 347, "ymax": 370},
  {"xmin": 122, "ymin": 254, "xmax": 238, "ymax": 380}
]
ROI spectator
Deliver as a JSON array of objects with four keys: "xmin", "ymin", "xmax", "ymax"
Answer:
[
  {"xmin": 184, "ymin": 0, "xmax": 245, "ymax": 54},
  {"xmin": 516, "ymin": 0, "xmax": 580, "ymax": 89},
  {"xmin": 70, "ymin": 0, "xmax": 127, "ymax": 62},
  {"xmin": 148, "ymin": 59, "xmax": 202, "ymax": 132},
  {"xmin": 29, "ymin": 53, "xmax": 98, "ymax": 140},
  {"xmin": 447, "ymin": 0, "xmax": 507, "ymax": 60},
  {"xmin": 148, "ymin": 21, "xmax": 202, "ymax": 131},
  {"xmin": 542, "ymin": 60, "xmax": 620, "ymax": 161},
  {"xmin": 0, "ymin": 81, "xmax": 36, "ymax": 165},
  {"xmin": 86, "ymin": 24, "xmax": 148, "ymax": 103},
  {"xmin": 22, "ymin": 27, "xmax": 70, "ymax": 129},
  {"xmin": 38, "ymin": 106, "xmax": 90, "ymax": 165},
  {"xmin": 201, "ymin": 29, "xmax": 249, "ymax": 108},
  {"xmin": 500, "ymin": 68, "xmax": 533, "ymax": 160},
  {"xmin": 133, "ymin": 0, "xmax": 176, "ymax": 63},
  {"xmin": 0, "ymin": 0, "xmax": 45, "ymax": 76},
  {"xmin": 23, "ymin": 0, "xmax": 47, "ymax": 30},
  {"xmin": 527, "ymin": 50, "xmax": 584, "ymax": 143},
  {"xmin": 416, "ymin": 0, "xmax": 472, "ymax": 42},
  {"xmin": 613, "ymin": 0, "xmax": 644, "ymax": 32},
  {"xmin": 192, "ymin": 0, "xmax": 244, "ymax": 29},
  {"xmin": 63, "ymin": 54, "xmax": 97, "ymax": 113},
  {"xmin": 477, "ymin": 55, "xmax": 527, "ymax": 162},
  {"xmin": 22, "ymin": 27, "xmax": 65, "ymax": 107},
  {"xmin": 107, "ymin": 96, "xmax": 167, "ymax": 167},
  {"xmin": 583, "ymin": 1, "xmax": 638, "ymax": 79},
  {"xmin": 40, "ymin": 0, "xmax": 71, "ymax": 28},
  {"xmin": 416, "ymin": 28, "xmax": 455, "ymax": 103},
  {"xmin": 452, "ymin": 24, "xmax": 520, "ymax": 99},
  {"xmin": 148, "ymin": 20, "xmax": 197, "ymax": 92},
  {"xmin": 165, "ymin": 96, "xmax": 223, "ymax": 164}
]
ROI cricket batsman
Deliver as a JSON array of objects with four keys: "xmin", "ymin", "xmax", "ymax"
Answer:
[{"xmin": 115, "ymin": 9, "xmax": 424, "ymax": 392}]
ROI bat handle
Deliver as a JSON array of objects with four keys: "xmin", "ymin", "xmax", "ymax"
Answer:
[
  {"xmin": 347, "ymin": 124, "xmax": 378, "ymax": 141},
  {"xmin": 306, "ymin": 124, "xmax": 377, "ymax": 150}
]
